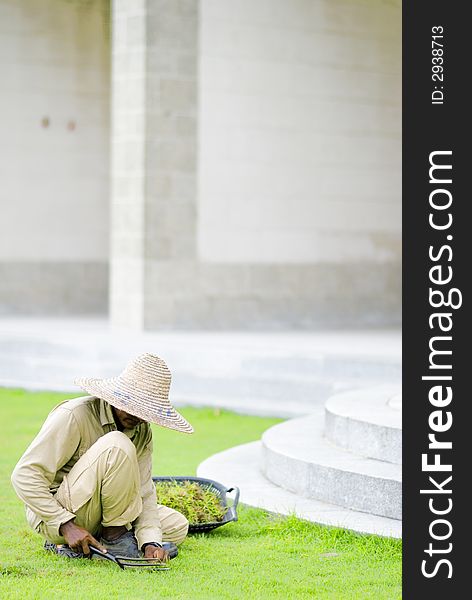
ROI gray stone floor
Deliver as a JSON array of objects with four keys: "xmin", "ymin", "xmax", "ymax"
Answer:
[{"xmin": 0, "ymin": 317, "xmax": 401, "ymax": 417}]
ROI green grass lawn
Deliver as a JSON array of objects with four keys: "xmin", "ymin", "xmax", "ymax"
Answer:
[{"xmin": 0, "ymin": 388, "xmax": 402, "ymax": 599}]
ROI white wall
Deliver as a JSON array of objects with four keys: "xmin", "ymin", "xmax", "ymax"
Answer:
[
  {"xmin": 198, "ymin": 0, "xmax": 401, "ymax": 264},
  {"xmin": 0, "ymin": 0, "xmax": 110, "ymax": 262}
]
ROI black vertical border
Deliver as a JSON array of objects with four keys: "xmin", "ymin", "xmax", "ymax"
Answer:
[{"xmin": 403, "ymin": 2, "xmax": 470, "ymax": 596}]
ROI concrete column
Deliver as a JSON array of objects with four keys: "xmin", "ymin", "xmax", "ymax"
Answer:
[
  {"xmin": 110, "ymin": 0, "xmax": 400, "ymax": 331},
  {"xmin": 110, "ymin": 0, "xmax": 198, "ymax": 329}
]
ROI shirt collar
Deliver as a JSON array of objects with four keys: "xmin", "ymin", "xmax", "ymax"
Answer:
[
  {"xmin": 99, "ymin": 398, "xmax": 137, "ymax": 437},
  {"xmin": 99, "ymin": 399, "xmax": 116, "ymax": 427}
]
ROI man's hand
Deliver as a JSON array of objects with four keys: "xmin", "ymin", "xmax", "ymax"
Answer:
[
  {"xmin": 59, "ymin": 519, "xmax": 107, "ymax": 556},
  {"xmin": 144, "ymin": 544, "xmax": 169, "ymax": 562}
]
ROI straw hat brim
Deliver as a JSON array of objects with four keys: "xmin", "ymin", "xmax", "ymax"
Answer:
[{"xmin": 74, "ymin": 376, "xmax": 194, "ymax": 434}]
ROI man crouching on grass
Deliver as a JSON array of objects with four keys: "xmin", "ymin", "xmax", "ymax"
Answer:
[{"xmin": 11, "ymin": 353, "xmax": 194, "ymax": 563}]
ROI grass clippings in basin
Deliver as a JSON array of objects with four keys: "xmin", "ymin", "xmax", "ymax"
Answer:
[{"xmin": 155, "ymin": 480, "xmax": 226, "ymax": 525}]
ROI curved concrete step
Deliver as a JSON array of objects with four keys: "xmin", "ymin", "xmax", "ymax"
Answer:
[
  {"xmin": 197, "ymin": 441, "xmax": 401, "ymax": 538},
  {"xmin": 262, "ymin": 411, "xmax": 402, "ymax": 520},
  {"xmin": 324, "ymin": 386, "xmax": 402, "ymax": 464}
]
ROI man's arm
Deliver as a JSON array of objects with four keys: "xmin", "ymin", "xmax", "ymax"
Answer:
[
  {"xmin": 11, "ymin": 406, "xmax": 81, "ymax": 535},
  {"xmin": 11, "ymin": 406, "xmax": 107, "ymax": 555}
]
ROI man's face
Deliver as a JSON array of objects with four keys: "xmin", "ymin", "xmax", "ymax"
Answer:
[{"xmin": 112, "ymin": 407, "xmax": 145, "ymax": 430}]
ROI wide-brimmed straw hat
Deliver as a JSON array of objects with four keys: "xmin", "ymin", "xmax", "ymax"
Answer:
[{"xmin": 74, "ymin": 353, "xmax": 193, "ymax": 434}]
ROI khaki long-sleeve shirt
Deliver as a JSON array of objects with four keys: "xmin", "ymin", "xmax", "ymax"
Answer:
[{"xmin": 11, "ymin": 395, "xmax": 162, "ymax": 549}]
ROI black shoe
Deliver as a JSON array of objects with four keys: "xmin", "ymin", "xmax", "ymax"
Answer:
[
  {"xmin": 44, "ymin": 540, "xmax": 84, "ymax": 559},
  {"xmin": 162, "ymin": 542, "xmax": 178, "ymax": 559},
  {"xmin": 45, "ymin": 536, "xmax": 178, "ymax": 561},
  {"xmin": 100, "ymin": 530, "xmax": 140, "ymax": 558}
]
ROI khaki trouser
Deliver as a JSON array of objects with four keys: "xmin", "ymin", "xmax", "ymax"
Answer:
[{"xmin": 38, "ymin": 431, "xmax": 188, "ymax": 545}]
